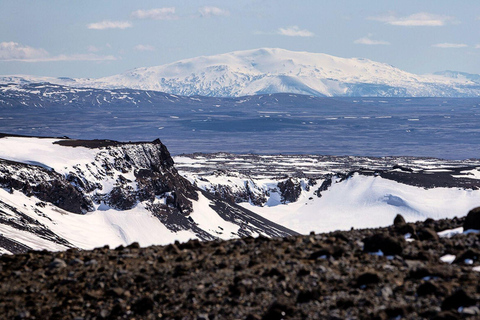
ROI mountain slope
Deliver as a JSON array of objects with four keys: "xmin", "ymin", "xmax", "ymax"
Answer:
[
  {"xmin": 0, "ymin": 135, "xmax": 296, "ymax": 254},
  {"xmin": 3, "ymin": 48, "xmax": 480, "ymax": 97}
]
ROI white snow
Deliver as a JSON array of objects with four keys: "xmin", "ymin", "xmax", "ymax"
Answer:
[
  {"xmin": 0, "ymin": 137, "xmax": 97, "ymax": 173},
  {"xmin": 238, "ymin": 174, "xmax": 480, "ymax": 234},
  {"xmin": 438, "ymin": 227, "xmax": 479, "ymax": 238},
  {"xmin": 440, "ymin": 254, "xmax": 456, "ymax": 264},
  {"xmin": 189, "ymin": 191, "xmax": 240, "ymax": 239},
  {"xmin": 0, "ymin": 188, "xmax": 195, "ymax": 250},
  {"xmin": 2, "ymin": 48, "xmax": 479, "ymax": 97}
]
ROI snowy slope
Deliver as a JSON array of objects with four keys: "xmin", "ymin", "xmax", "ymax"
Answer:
[
  {"xmin": 239, "ymin": 174, "xmax": 480, "ymax": 234},
  {"xmin": 0, "ymin": 136, "xmax": 295, "ymax": 253},
  {"xmin": 2, "ymin": 48, "xmax": 480, "ymax": 97},
  {"xmin": 175, "ymin": 153, "xmax": 480, "ymax": 234}
]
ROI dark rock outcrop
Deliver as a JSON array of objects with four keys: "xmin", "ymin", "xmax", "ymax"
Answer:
[
  {"xmin": 394, "ymin": 214, "xmax": 406, "ymax": 226},
  {"xmin": 0, "ymin": 159, "xmax": 93, "ymax": 214},
  {"xmin": 464, "ymin": 207, "xmax": 480, "ymax": 230},
  {"xmin": 277, "ymin": 178, "xmax": 301, "ymax": 203}
]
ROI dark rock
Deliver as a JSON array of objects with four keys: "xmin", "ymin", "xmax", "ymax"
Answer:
[
  {"xmin": 277, "ymin": 179, "xmax": 301, "ymax": 204},
  {"xmin": 356, "ymin": 271, "xmax": 381, "ymax": 286},
  {"xmin": 441, "ymin": 289, "xmax": 476, "ymax": 311},
  {"xmin": 316, "ymin": 178, "xmax": 332, "ymax": 197},
  {"xmin": 393, "ymin": 214, "xmax": 406, "ymax": 226},
  {"xmin": 409, "ymin": 266, "xmax": 451, "ymax": 280},
  {"xmin": 417, "ymin": 281, "xmax": 440, "ymax": 296},
  {"xmin": 432, "ymin": 311, "xmax": 460, "ymax": 320},
  {"xmin": 363, "ymin": 233, "xmax": 404, "ymax": 256},
  {"xmin": 262, "ymin": 301, "xmax": 295, "ymax": 320},
  {"xmin": 309, "ymin": 247, "xmax": 333, "ymax": 260},
  {"xmin": 417, "ymin": 227, "xmax": 439, "ymax": 241},
  {"xmin": 464, "ymin": 207, "xmax": 480, "ymax": 230},
  {"xmin": 127, "ymin": 242, "xmax": 140, "ymax": 249},
  {"xmin": 453, "ymin": 249, "xmax": 480, "ymax": 264},
  {"xmin": 296, "ymin": 290, "xmax": 320, "ymax": 303},
  {"xmin": 396, "ymin": 223, "xmax": 416, "ymax": 236},
  {"xmin": 132, "ymin": 296, "xmax": 155, "ymax": 315},
  {"xmin": 385, "ymin": 306, "xmax": 407, "ymax": 318}
]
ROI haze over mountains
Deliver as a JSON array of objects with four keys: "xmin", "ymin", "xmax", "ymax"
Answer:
[{"xmin": 2, "ymin": 48, "xmax": 480, "ymax": 97}]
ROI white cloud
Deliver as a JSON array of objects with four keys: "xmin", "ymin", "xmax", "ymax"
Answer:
[
  {"xmin": 87, "ymin": 20, "xmax": 132, "ymax": 30},
  {"xmin": 0, "ymin": 42, "xmax": 117, "ymax": 62},
  {"xmin": 198, "ymin": 6, "xmax": 230, "ymax": 17},
  {"xmin": 432, "ymin": 43, "xmax": 468, "ymax": 48},
  {"xmin": 131, "ymin": 8, "xmax": 177, "ymax": 20},
  {"xmin": 476, "ymin": 44, "xmax": 480, "ymax": 49},
  {"xmin": 0, "ymin": 41, "xmax": 49, "ymax": 60},
  {"xmin": 134, "ymin": 44, "xmax": 155, "ymax": 52},
  {"xmin": 354, "ymin": 36, "xmax": 390, "ymax": 45},
  {"xmin": 370, "ymin": 12, "xmax": 453, "ymax": 26},
  {"xmin": 277, "ymin": 26, "xmax": 314, "ymax": 37}
]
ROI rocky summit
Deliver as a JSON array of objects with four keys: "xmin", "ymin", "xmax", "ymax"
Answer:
[{"xmin": 0, "ymin": 212, "xmax": 479, "ymax": 320}]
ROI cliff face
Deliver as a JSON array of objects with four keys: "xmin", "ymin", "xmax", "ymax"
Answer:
[{"xmin": 0, "ymin": 136, "xmax": 296, "ymax": 253}]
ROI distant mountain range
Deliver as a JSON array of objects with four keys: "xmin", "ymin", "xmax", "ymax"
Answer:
[{"xmin": 2, "ymin": 48, "xmax": 480, "ymax": 97}]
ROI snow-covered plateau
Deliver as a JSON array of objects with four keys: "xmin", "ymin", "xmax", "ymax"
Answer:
[
  {"xmin": 2, "ymin": 48, "xmax": 480, "ymax": 97},
  {"xmin": 174, "ymin": 153, "xmax": 480, "ymax": 234}
]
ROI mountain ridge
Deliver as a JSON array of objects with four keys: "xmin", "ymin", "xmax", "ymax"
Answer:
[
  {"xmin": 0, "ymin": 134, "xmax": 297, "ymax": 253},
  {"xmin": 2, "ymin": 48, "xmax": 480, "ymax": 97}
]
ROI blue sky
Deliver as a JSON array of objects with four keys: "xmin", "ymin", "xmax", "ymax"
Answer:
[{"xmin": 1, "ymin": 0, "xmax": 479, "ymax": 78}]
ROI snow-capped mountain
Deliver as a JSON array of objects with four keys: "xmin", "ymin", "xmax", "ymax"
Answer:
[
  {"xmin": 0, "ymin": 135, "xmax": 295, "ymax": 254},
  {"xmin": 2, "ymin": 48, "xmax": 480, "ymax": 97}
]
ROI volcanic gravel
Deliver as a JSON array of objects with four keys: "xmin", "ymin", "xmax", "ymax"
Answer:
[{"xmin": 1, "ymin": 216, "xmax": 480, "ymax": 320}]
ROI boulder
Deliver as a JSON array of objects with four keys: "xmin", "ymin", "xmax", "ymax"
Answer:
[
  {"xmin": 463, "ymin": 207, "xmax": 480, "ymax": 230},
  {"xmin": 393, "ymin": 214, "xmax": 406, "ymax": 226},
  {"xmin": 417, "ymin": 228, "xmax": 439, "ymax": 241},
  {"xmin": 363, "ymin": 233, "xmax": 404, "ymax": 256},
  {"xmin": 441, "ymin": 289, "xmax": 476, "ymax": 311}
]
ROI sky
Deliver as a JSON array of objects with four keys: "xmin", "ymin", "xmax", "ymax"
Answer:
[{"xmin": 1, "ymin": 0, "xmax": 479, "ymax": 78}]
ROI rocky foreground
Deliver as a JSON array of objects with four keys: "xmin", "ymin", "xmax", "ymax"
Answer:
[{"xmin": 1, "ymin": 211, "xmax": 480, "ymax": 320}]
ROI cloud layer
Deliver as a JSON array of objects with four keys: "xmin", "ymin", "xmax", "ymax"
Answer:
[
  {"xmin": 370, "ymin": 12, "xmax": 453, "ymax": 27},
  {"xmin": 277, "ymin": 26, "xmax": 314, "ymax": 37},
  {"xmin": 0, "ymin": 42, "xmax": 116, "ymax": 62},
  {"xmin": 87, "ymin": 20, "xmax": 132, "ymax": 30}
]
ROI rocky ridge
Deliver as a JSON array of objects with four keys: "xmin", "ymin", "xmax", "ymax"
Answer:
[
  {"xmin": 0, "ymin": 135, "xmax": 296, "ymax": 253},
  {"xmin": 0, "ymin": 211, "xmax": 479, "ymax": 319}
]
